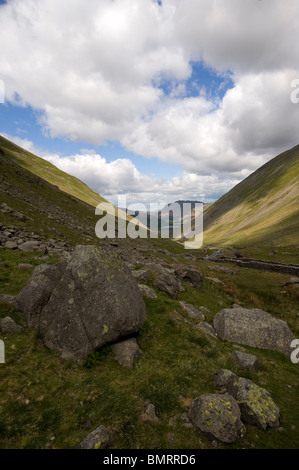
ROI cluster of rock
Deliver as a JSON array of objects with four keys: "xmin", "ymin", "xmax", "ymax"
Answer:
[
  {"xmin": 132, "ymin": 262, "xmax": 203, "ymax": 300},
  {"xmin": 188, "ymin": 369, "xmax": 281, "ymax": 444},
  {"xmin": 13, "ymin": 245, "xmax": 147, "ymax": 362},
  {"xmin": 0, "ymin": 221, "xmax": 73, "ymax": 255}
]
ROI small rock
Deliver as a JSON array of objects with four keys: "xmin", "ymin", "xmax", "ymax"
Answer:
[
  {"xmin": 18, "ymin": 241, "xmax": 47, "ymax": 253},
  {"xmin": 214, "ymin": 369, "xmax": 238, "ymax": 394},
  {"xmin": 196, "ymin": 321, "xmax": 217, "ymax": 338},
  {"xmin": 284, "ymin": 277, "xmax": 299, "ymax": 286},
  {"xmin": 175, "ymin": 266, "xmax": 203, "ymax": 290},
  {"xmin": 141, "ymin": 402, "xmax": 159, "ymax": 423},
  {"xmin": 0, "ymin": 316, "xmax": 24, "ymax": 335},
  {"xmin": 18, "ymin": 263, "xmax": 34, "ymax": 271},
  {"xmin": 138, "ymin": 284, "xmax": 157, "ymax": 299},
  {"xmin": 181, "ymin": 412, "xmax": 193, "ymax": 428},
  {"xmin": 132, "ymin": 269, "xmax": 151, "ymax": 283},
  {"xmin": 112, "ymin": 338, "xmax": 143, "ymax": 368},
  {"xmin": 180, "ymin": 301, "xmax": 205, "ymax": 320},
  {"xmin": 198, "ymin": 306, "xmax": 211, "ymax": 315},
  {"xmin": 206, "ymin": 277, "xmax": 225, "ymax": 285},
  {"xmin": 78, "ymin": 425, "xmax": 114, "ymax": 449},
  {"xmin": 12, "ymin": 211, "xmax": 26, "ymax": 221},
  {"xmin": 0, "ymin": 294, "xmax": 15, "ymax": 304},
  {"xmin": 233, "ymin": 350, "xmax": 259, "ymax": 371},
  {"xmin": 0, "ymin": 203, "xmax": 13, "ymax": 213},
  {"xmin": 4, "ymin": 241, "xmax": 18, "ymax": 250}
]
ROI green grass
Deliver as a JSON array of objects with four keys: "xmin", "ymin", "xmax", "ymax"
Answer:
[{"xmin": 0, "ymin": 251, "xmax": 298, "ymax": 449}]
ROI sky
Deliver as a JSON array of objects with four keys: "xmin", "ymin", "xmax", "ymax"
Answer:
[{"xmin": 0, "ymin": 0, "xmax": 299, "ymax": 208}]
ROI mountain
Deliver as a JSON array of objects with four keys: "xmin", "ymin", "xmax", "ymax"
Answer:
[
  {"xmin": 121, "ymin": 200, "xmax": 204, "ymax": 238},
  {"xmin": 0, "ymin": 135, "xmax": 134, "ymax": 246},
  {"xmin": 203, "ymin": 145, "xmax": 299, "ymax": 249},
  {"xmin": 0, "ymin": 135, "xmax": 131, "ymax": 225}
]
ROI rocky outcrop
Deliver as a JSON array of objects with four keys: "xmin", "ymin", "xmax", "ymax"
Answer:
[
  {"xmin": 213, "ymin": 306, "xmax": 295, "ymax": 355},
  {"xmin": 15, "ymin": 245, "xmax": 147, "ymax": 362}
]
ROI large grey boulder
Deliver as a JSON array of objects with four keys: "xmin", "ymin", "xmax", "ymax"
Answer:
[
  {"xmin": 213, "ymin": 306, "xmax": 295, "ymax": 355},
  {"xmin": 39, "ymin": 245, "xmax": 146, "ymax": 362},
  {"xmin": 14, "ymin": 262, "xmax": 68, "ymax": 327},
  {"xmin": 188, "ymin": 393, "xmax": 245, "ymax": 443}
]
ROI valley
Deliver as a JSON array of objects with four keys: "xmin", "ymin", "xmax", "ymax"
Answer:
[{"xmin": 0, "ymin": 137, "xmax": 298, "ymax": 450}]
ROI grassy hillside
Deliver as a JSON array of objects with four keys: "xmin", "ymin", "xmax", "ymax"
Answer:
[
  {"xmin": 0, "ymin": 135, "xmax": 129, "ymax": 223},
  {"xmin": 203, "ymin": 145, "xmax": 299, "ymax": 251}
]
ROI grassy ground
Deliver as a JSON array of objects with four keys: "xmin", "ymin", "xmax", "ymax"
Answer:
[{"xmin": 0, "ymin": 247, "xmax": 298, "ymax": 449}]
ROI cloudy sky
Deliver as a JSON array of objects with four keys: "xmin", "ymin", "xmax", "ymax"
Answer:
[{"xmin": 0, "ymin": 0, "xmax": 299, "ymax": 208}]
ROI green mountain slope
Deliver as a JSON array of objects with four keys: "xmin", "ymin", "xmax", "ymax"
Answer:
[
  {"xmin": 0, "ymin": 135, "xmax": 131, "ymax": 224},
  {"xmin": 0, "ymin": 135, "xmax": 109, "ymax": 208},
  {"xmin": 203, "ymin": 145, "xmax": 299, "ymax": 249}
]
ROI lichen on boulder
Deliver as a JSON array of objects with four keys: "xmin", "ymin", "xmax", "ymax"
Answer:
[
  {"xmin": 214, "ymin": 369, "xmax": 280, "ymax": 431},
  {"xmin": 188, "ymin": 393, "xmax": 246, "ymax": 443}
]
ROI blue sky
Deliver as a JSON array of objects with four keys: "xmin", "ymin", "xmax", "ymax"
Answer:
[
  {"xmin": 0, "ymin": 62, "xmax": 234, "ymax": 181},
  {"xmin": 1, "ymin": 0, "xmax": 299, "ymax": 207}
]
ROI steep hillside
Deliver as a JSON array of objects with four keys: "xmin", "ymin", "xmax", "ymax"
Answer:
[
  {"xmin": 203, "ymin": 145, "xmax": 299, "ymax": 249},
  {"xmin": 0, "ymin": 135, "xmax": 129, "ymax": 223}
]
